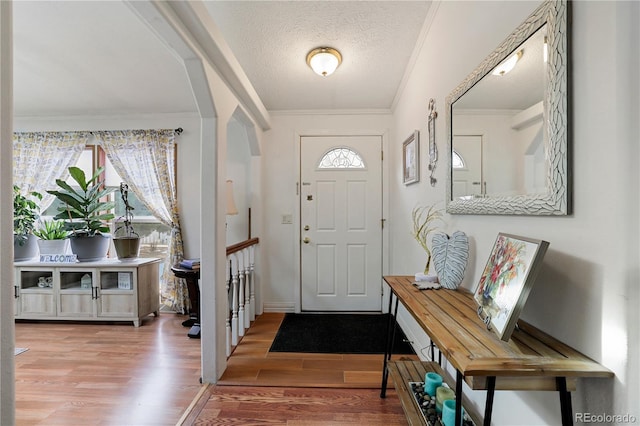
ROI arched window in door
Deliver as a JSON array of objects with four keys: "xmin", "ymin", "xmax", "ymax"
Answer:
[
  {"xmin": 317, "ymin": 147, "xmax": 366, "ymax": 169},
  {"xmin": 452, "ymin": 150, "xmax": 466, "ymax": 169}
]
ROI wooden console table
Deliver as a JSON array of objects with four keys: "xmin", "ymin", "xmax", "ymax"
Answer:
[{"xmin": 380, "ymin": 276, "xmax": 613, "ymax": 426}]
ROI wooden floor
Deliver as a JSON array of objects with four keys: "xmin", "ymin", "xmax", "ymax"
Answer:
[
  {"xmin": 181, "ymin": 312, "xmax": 415, "ymax": 425},
  {"xmin": 15, "ymin": 313, "xmax": 202, "ymax": 425},
  {"xmin": 15, "ymin": 312, "xmax": 413, "ymax": 425}
]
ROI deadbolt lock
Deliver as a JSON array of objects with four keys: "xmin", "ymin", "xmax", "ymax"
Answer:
[{"xmin": 304, "ymin": 225, "xmax": 310, "ymax": 231}]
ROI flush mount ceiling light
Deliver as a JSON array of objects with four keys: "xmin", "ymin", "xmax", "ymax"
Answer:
[
  {"xmin": 306, "ymin": 47, "xmax": 342, "ymax": 77},
  {"xmin": 492, "ymin": 49, "xmax": 523, "ymax": 76}
]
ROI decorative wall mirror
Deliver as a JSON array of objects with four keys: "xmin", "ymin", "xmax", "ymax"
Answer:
[{"xmin": 445, "ymin": 0, "xmax": 570, "ymax": 215}]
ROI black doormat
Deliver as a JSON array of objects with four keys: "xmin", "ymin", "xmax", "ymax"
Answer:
[{"xmin": 269, "ymin": 313, "xmax": 415, "ymax": 354}]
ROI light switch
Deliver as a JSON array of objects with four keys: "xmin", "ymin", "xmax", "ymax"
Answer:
[{"xmin": 281, "ymin": 214, "xmax": 293, "ymax": 224}]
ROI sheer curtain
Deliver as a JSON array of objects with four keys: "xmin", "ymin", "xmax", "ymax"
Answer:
[
  {"xmin": 94, "ymin": 129, "xmax": 189, "ymax": 313},
  {"xmin": 13, "ymin": 132, "xmax": 89, "ymax": 210}
]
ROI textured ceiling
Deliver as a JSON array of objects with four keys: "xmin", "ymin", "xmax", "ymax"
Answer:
[
  {"xmin": 204, "ymin": 1, "xmax": 432, "ymax": 111},
  {"xmin": 13, "ymin": 1, "xmax": 432, "ymax": 117}
]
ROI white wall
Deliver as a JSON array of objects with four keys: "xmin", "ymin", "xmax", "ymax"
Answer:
[
  {"xmin": 391, "ymin": 1, "xmax": 639, "ymax": 424},
  {"xmin": 261, "ymin": 112, "xmax": 393, "ymax": 312}
]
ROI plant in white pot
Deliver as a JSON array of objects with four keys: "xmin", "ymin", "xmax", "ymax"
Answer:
[
  {"xmin": 13, "ymin": 185, "xmax": 42, "ymax": 261},
  {"xmin": 113, "ymin": 182, "xmax": 140, "ymax": 260},
  {"xmin": 33, "ymin": 219, "xmax": 71, "ymax": 255},
  {"xmin": 47, "ymin": 166, "xmax": 115, "ymax": 262}
]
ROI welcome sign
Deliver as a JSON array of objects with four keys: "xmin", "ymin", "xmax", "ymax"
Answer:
[{"xmin": 39, "ymin": 254, "xmax": 78, "ymax": 263}]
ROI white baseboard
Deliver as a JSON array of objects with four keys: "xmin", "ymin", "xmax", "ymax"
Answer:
[{"xmin": 262, "ymin": 302, "xmax": 296, "ymax": 313}]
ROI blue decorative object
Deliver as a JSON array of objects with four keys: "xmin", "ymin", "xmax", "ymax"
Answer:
[
  {"xmin": 442, "ymin": 399, "xmax": 462, "ymax": 426},
  {"xmin": 424, "ymin": 372, "xmax": 442, "ymax": 396},
  {"xmin": 432, "ymin": 231, "xmax": 469, "ymax": 290}
]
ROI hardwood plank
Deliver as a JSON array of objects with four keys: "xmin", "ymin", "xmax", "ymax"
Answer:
[
  {"xmin": 218, "ymin": 312, "xmax": 418, "ymax": 389},
  {"xmin": 256, "ymin": 368, "xmax": 347, "ymax": 386},
  {"xmin": 15, "ymin": 313, "xmax": 202, "ymax": 425},
  {"xmin": 185, "ymin": 385, "xmax": 407, "ymax": 426},
  {"xmin": 343, "ymin": 370, "xmax": 383, "ymax": 384},
  {"xmin": 186, "ymin": 312, "xmax": 417, "ymax": 423}
]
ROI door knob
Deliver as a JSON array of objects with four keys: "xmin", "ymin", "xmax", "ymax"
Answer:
[{"xmin": 303, "ymin": 237, "xmax": 310, "ymax": 244}]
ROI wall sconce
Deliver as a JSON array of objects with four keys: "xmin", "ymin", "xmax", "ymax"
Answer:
[
  {"xmin": 226, "ymin": 180, "xmax": 238, "ymax": 216},
  {"xmin": 306, "ymin": 47, "xmax": 342, "ymax": 77},
  {"xmin": 492, "ymin": 49, "xmax": 523, "ymax": 76}
]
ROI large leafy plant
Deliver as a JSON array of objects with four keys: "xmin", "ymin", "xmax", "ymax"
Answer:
[
  {"xmin": 13, "ymin": 185, "xmax": 42, "ymax": 245},
  {"xmin": 47, "ymin": 166, "xmax": 116, "ymax": 236}
]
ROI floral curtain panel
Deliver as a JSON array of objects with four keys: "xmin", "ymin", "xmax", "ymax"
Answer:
[
  {"xmin": 95, "ymin": 129, "xmax": 189, "ymax": 313},
  {"xmin": 13, "ymin": 132, "xmax": 89, "ymax": 210}
]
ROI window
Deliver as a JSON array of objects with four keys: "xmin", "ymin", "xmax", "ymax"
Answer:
[
  {"xmin": 42, "ymin": 145, "xmax": 171, "ymax": 259},
  {"xmin": 452, "ymin": 150, "xmax": 466, "ymax": 169},
  {"xmin": 317, "ymin": 147, "xmax": 365, "ymax": 169}
]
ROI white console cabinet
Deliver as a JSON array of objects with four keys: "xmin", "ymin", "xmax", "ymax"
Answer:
[{"xmin": 14, "ymin": 258, "xmax": 161, "ymax": 327}]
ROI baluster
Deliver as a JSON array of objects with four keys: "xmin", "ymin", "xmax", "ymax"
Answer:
[
  {"xmin": 225, "ymin": 257, "xmax": 232, "ymax": 357},
  {"xmin": 249, "ymin": 245, "xmax": 256, "ymax": 322},
  {"xmin": 231, "ymin": 254, "xmax": 239, "ymax": 346},
  {"xmin": 243, "ymin": 248, "xmax": 251, "ymax": 328},
  {"xmin": 237, "ymin": 253, "xmax": 245, "ymax": 337}
]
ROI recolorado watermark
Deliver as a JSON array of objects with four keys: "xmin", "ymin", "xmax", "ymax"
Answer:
[{"xmin": 575, "ymin": 413, "xmax": 637, "ymax": 423}]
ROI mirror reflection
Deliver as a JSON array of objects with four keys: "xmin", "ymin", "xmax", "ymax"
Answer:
[
  {"xmin": 446, "ymin": 0, "xmax": 569, "ymax": 215},
  {"xmin": 452, "ymin": 25, "xmax": 547, "ymax": 199}
]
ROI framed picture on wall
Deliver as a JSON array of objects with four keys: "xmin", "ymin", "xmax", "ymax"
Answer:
[
  {"xmin": 403, "ymin": 130, "xmax": 420, "ymax": 185},
  {"xmin": 474, "ymin": 233, "xmax": 549, "ymax": 341}
]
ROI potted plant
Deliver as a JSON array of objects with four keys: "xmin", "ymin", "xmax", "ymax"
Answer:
[
  {"xmin": 13, "ymin": 185, "xmax": 42, "ymax": 261},
  {"xmin": 47, "ymin": 166, "xmax": 115, "ymax": 262},
  {"xmin": 33, "ymin": 219, "xmax": 71, "ymax": 255},
  {"xmin": 113, "ymin": 182, "xmax": 140, "ymax": 260}
]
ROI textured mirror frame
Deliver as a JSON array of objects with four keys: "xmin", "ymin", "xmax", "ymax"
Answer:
[{"xmin": 446, "ymin": 0, "xmax": 570, "ymax": 215}]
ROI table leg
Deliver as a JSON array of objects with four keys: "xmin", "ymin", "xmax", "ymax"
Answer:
[
  {"xmin": 484, "ymin": 376, "xmax": 496, "ymax": 426},
  {"xmin": 456, "ymin": 370, "xmax": 463, "ymax": 426},
  {"xmin": 185, "ymin": 276, "xmax": 201, "ymax": 339},
  {"xmin": 557, "ymin": 377, "xmax": 573, "ymax": 426},
  {"xmin": 430, "ymin": 339, "xmax": 435, "ymax": 362},
  {"xmin": 380, "ymin": 293, "xmax": 399, "ymax": 398}
]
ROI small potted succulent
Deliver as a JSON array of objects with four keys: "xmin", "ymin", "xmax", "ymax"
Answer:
[
  {"xmin": 13, "ymin": 185, "xmax": 42, "ymax": 261},
  {"xmin": 33, "ymin": 219, "xmax": 71, "ymax": 255},
  {"xmin": 47, "ymin": 166, "xmax": 115, "ymax": 262},
  {"xmin": 112, "ymin": 182, "xmax": 140, "ymax": 260}
]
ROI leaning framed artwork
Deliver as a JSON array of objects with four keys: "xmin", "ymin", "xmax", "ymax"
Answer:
[
  {"xmin": 474, "ymin": 233, "xmax": 549, "ymax": 341},
  {"xmin": 402, "ymin": 130, "xmax": 420, "ymax": 185}
]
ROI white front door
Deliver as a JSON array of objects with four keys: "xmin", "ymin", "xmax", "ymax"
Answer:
[{"xmin": 300, "ymin": 135, "xmax": 382, "ymax": 311}]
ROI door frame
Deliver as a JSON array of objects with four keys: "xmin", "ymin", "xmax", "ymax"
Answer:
[{"xmin": 293, "ymin": 130, "xmax": 390, "ymax": 313}]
